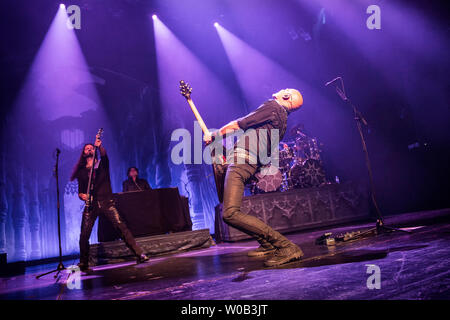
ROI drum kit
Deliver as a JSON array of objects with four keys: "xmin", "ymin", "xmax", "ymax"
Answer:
[{"xmin": 249, "ymin": 125, "xmax": 327, "ymax": 194}]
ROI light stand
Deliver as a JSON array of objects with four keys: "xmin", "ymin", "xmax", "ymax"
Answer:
[
  {"xmin": 37, "ymin": 148, "xmax": 66, "ymax": 279},
  {"xmin": 328, "ymin": 77, "xmax": 410, "ymax": 239}
]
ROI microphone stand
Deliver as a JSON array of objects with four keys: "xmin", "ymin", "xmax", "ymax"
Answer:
[
  {"xmin": 328, "ymin": 78, "xmax": 410, "ymax": 239},
  {"xmin": 37, "ymin": 149, "xmax": 66, "ymax": 279}
]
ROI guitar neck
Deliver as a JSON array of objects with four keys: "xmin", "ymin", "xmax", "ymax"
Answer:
[
  {"xmin": 187, "ymin": 98, "xmax": 210, "ymax": 135},
  {"xmin": 86, "ymin": 145, "xmax": 99, "ymax": 196}
]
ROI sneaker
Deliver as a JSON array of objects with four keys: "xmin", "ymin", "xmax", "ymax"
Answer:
[
  {"xmin": 264, "ymin": 244, "xmax": 304, "ymax": 267},
  {"xmin": 248, "ymin": 245, "xmax": 277, "ymax": 257},
  {"xmin": 136, "ymin": 254, "xmax": 150, "ymax": 264}
]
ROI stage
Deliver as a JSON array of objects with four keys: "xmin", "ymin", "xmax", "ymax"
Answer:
[{"xmin": 1, "ymin": 209, "xmax": 449, "ymax": 300}]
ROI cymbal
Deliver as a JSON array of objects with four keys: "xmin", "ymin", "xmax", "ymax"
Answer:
[{"xmin": 289, "ymin": 123, "xmax": 306, "ymax": 136}]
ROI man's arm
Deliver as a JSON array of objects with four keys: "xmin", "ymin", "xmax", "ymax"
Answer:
[
  {"xmin": 204, "ymin": 120, "xmax": 240, "ymax": 144},
  {"xmin": 218, "ymin": 120, "xmax": 240, "ymax": 136},
  {"xmin": 204, "ymin": 102, "xmax": 276, "ymax": 144},
  {"xmin": 98, "ymin": 145, "xmax": 107, "ymax": 157},
  {"xmin": 96, "ymin": 138, "xmax": 109, "ymax": 169},
  {"xmin": 236, "ymin": 102, "xmax": 276, "ymax": 130},
  {"xmin": 94, "ymin": 134, "xmax": 107, "ymax": 157}
]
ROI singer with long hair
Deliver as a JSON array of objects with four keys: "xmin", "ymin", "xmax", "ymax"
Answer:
[{"xmin": 70, "ymin": 137, "xmax": 149, "ymax": 271}]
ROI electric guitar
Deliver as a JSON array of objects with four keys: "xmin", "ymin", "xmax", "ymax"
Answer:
[
  {"xmin": 85, "ymin": 128, "xmax": 104, "ymax": 212},
  {"xmin": 179, "ymin": 80, "xmax": 228, "ymax": 203}
]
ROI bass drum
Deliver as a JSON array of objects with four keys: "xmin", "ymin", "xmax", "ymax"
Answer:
[
  {"xmin": 253, "ymin": 165, "xmax": 283, "ymax": 193},
  {"xmin": 289, "ymin": 159, "xmax": 326, "ymax": 189}
]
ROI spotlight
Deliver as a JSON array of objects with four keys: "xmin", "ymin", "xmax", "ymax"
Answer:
[
  {"xmin": 60, "ymin": 3, "xmax": 65, "ymax": 9},
  {"xmin": 152, "ymin": 14, "xmax": 158, "ymax": 20},
  {"xmin": 214, "ymin": 22, "xmax": 219, "ymax": 28}
]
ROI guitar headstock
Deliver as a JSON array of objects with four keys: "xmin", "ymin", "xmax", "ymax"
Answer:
[
  {"xmin": 96, "ymin": 128, "xmax": 104, "ymax": 140},
  {"xmin": 179, "ymin": 80, "xmax": 192, "ymax": 100}
]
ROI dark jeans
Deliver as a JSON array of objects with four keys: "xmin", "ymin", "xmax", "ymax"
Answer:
[
  {"xmin": 79, "ymin": 199, "xmax": 143, "ymax": 264},
  {"xmin": 222, "ymin": 163, "xmax": 292, "ymax": 249}
]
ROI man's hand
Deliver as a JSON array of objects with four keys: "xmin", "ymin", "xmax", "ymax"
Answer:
[
  {"xmin": 203, "ymin": 131, "xmax": 215, "ymax": 145},
  {"xmin": 79, "ymin": 193, "xmax": 88, "ymax": 201},
  {"xmin": 94, "ymin": 136, "xmax": 102, "ymax": 147}
]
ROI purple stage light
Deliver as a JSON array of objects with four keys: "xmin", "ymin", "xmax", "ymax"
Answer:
[
  {"xmin": 214, "ymin": 24, "xmax": 333, "ymax": 120},
  {"xmin": 13, "ymin": 6, "xmax": 103, "ymax": 121},
  {"xmin": 152, "ymin": 14, "xmax": 158, "ymax": 20},
  {"xmin": 152, "ymin": 17, "xmax": 240, "ymax": 125},
  {"xmin": 297, "ymin": 0, "xmax": 443, "ymax": 95},
  {"xmin": 152, "ymin": 18, "xmax": 242, "ymax": 232},
  {"xmin": 215, "ymin": 24, "xmax": 302, "ymax": 107},
  {"xmin": 214, "ymin": 22, "xmax": 219, "ymax": 28},
  {"xmin": 153, "ymin": 16, "xmax": 241, "ymax": 121},
  {"xmin": 59, "ymin": 3, "xmax": 65, "ymax": 9},
  {"xmin": 6, "ymin": 0, "xmax": 110, "ymax": 260}
]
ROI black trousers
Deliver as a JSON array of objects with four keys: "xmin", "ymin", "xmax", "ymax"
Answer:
[
  {"xmin": 222, "ymin": 163, "xmax": 292, "ymax": 248},
  {"xmin": 79, "ymin": 199, "xmax": 143, "ymax": 264}
]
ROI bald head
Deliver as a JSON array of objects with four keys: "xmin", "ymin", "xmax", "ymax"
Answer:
[{"xmin": 272, "ymin": 88, "xmax": 303, "ymax": 111}]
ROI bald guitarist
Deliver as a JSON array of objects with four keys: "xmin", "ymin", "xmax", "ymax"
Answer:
[{"xmin": 205, "ymin": 89, "xmax": 305, "ymax": 267}]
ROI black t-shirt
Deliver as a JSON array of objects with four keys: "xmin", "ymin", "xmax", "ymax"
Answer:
[
  {"xmin": 122, "ymin": 178, "xmax": 152, "ymax": 192},
  {"xmin": 76, "ymin": 153, "xmax": 113, "ymax": 201},
  {"xmin": 234, "ymin": 99, "xmax": 289, "ymax": 165}
]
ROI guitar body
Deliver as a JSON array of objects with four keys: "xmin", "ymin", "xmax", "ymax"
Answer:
[{"xmin": 180, "ymin": 80, "xmax": 228, "ymax": 203}]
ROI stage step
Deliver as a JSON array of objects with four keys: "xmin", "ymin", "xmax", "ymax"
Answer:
[{"xmin": 89, "ymin": 229, "xmax": 214, "ymax": 266}]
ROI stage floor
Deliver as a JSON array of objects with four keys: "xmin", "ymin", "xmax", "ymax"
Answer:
[{"xmin": 1, "ymin": 209, "xmax": 450, "ymax": 300}]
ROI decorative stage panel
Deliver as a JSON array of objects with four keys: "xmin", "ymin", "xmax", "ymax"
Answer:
[
  {"xmin": 89, "ymin": 229, "xmax": 214, "ymax": 266},
  {"xmin": 215, "ymin": 182, "xmax": 369, "ymax": 242}
]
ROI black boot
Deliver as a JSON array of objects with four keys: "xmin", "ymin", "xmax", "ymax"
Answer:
[
  {"xmin": 136, "ymin": 254, "xmax": 149, "ymax": 264},
  {"xmin": 248, "ymin": 244, "xmax": 277, "ymax": 257},
  {"xmin": 264, "ymin": 243, "xmax": 304, "ymax": 267},
  {"xmin": 77, "ymin": 262, "xmax": 90, "ymax": 272}
]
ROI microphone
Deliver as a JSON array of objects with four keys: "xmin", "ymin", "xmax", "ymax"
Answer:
[
  {"xmin": 325, "ymin": 77, "xmax": 341, "ymax": 87},
  {"xmin": 56, "ymin": 148, "xmax": 61, "ymax": 155}
]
